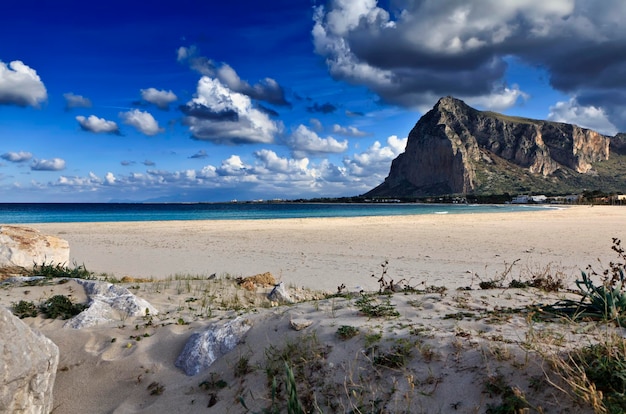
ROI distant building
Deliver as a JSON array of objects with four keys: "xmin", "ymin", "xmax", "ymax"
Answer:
[
  {"xmin": 531, "ymin": 195, "xmax": 547, "ymax": 203},
  {"xmin": 511, "ymin": 194, "xmax": 547, "ymax": 204},
  {"xmin": 511, "ymin": 195, "xmax": 530, "ymax": 204},
  {"xmin": 564, "ymin": 194, "xmax": 581, "ymax": 203}
]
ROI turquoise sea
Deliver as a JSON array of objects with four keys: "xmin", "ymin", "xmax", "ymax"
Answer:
[{"xmin": 0, "ymin": 202, "xmax": 555, "ymax": 224}]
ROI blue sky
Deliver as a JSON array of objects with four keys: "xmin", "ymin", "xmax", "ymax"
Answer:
[{"xmin": 1, "ymin": 0, "xmax": 624, "ymax": 202}]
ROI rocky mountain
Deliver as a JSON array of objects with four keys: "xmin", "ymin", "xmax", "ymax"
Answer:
[{"xmin": 366, "ymin": 96, "xmax": 626, "ymax": 198}]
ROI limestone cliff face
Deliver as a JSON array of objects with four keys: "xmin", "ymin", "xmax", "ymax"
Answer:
[
  {"xmin": 612, "ymin": 133, "xmax": 626, "ymax": 155},
  {"xmin": 367, "ymin": 97, "xmax": 613, "ymax": 197}
]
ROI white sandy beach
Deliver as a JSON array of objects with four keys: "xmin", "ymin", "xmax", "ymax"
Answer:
[
  {"xmin": 29, "ymin": 205, "xmax": 626, "ymax": 291},
  {"xmin": 3, "ymin": 205, "xmax": 626, "ymax": 413}
]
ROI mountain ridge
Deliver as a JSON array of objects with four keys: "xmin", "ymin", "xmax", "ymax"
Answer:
[{"xmin": 365, "ymin": 97, "xmax": 626, "ymax": 198}]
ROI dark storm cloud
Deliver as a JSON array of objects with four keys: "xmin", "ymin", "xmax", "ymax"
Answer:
[
  {"xmin": 179, "ymin": 103, "xmax": 239, "ymax": 122},
  {"xmin": 313, "ymin": 0, "xmax": 626, "ymax": 129},
  {"xmin": 306, "ymin": 102, "xmax": 337, "ymax": 114},
  {"xmin": 227, "ymin": 74, "xmax": 291, "ymax": 107},
  {"xmin": 189, "ymin": 150, "xmax": 209, "ymax": 159},
  {"xmin": 178, "ymin": 46, "xmax": 291, "ymax": 107},
  {"xmin": 256, "ymin": 104, "xmax": 280, "ymax": 117}
]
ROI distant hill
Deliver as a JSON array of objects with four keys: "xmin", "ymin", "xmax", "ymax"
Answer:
[{"xmin": 365, "ymin": 96, "xmax": 626, "ymax": 198}]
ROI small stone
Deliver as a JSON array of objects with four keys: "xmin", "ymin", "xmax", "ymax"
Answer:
[
  {"xmin": 290, "ymin": 319, "xmax": 313, "ymax": 331},
  {"xmin": 267, "ymin": 282, "xmax": 294, "ymax": 304},
  {"xmin": 238, "ymin": 272, "xmax": 277, "ymax": 291}
]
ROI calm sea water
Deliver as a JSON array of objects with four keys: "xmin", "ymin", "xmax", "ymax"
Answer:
[{"xmin": 0, "ymin": 202, "xmax": 553, "ymax": 224}]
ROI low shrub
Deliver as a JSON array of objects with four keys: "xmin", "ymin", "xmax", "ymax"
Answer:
[
  {"xmin": 570, "ymin": 336, "xmax": 626, "ymax": 413},
  {"xmin": 542, "ymin": 238, "xmax": 626, "ymax": 324},
  {"xmin": 12, "ymin": 300, "xmax": 39, "ymax": 318},
  {"xmin": 336, "ymin": 325, "xmax": 359, "ymax": 340},
  {"xmin": 371, "ymin": 339, "xmax": 413, "ymax": 368},
  {"xmin": 39, "ymin": 295, "xmax": 87, "ymax": 319},
  {"xmin": 34, "ymin": 261, "xmax": 94, "ymax": 280},
  {"xmin": 354, "ymin": 294, "xmax": 399, "ymax": 318}
]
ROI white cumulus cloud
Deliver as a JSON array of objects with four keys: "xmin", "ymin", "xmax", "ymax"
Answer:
[
  {"xmin": 217, "ymin": 155, "xmax": 249, "ymax": 176},
  {"xmin": 76, "ymin": 115, "xmax": 120, "ymax": 134},
  {"xmin": 104, "ymin": 172, "xmax": 116, "ymax": 185},
  {"xmin": 141, "ymin": 88, "xmax": 177, "ymax": 109},
  {"xmin": 288, "ymin": 125, "xmax": 348, "ymax": 158},
  {"xmin": 254, "ymin": 149, "xmax": 310, "ymax": 174},
  {"xmin": 548, "ymin": 98, "xmax": 618, "ymax": 136},
  {"xmin": 331, "ymin": 124, "xmax": 369, "ymax": 137},
  {"xmin": 182, "ymin": 76, "xmax": 281, "ymax": 144},
  {"xmin": 1, "ymin": 151, "xmax": 33, "ymax": 162},
  {"xmin": 0, "ymin": 60, "xmax": 47, "ymax": 107},
  {"xmin": 63, "ymin": 92, "xmax": 92, "ymax": 109},
  {"xmin": 31, "ymin": 158, "xmax": 66, "ymax": 171},
  {"xmin": 464, "ymin": 87, "xmax": 530, "ymax": 112},
  {"xmin": 344, "ymin": 135, "xmax": 407, "ymax": 177},
  {"xmin": 120, "ymin": 109, "xmax": 164, "ymax": 136}
]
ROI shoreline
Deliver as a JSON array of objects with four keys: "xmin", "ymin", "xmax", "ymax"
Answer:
[{"xmin": 25, "ymin": 205, "xmax": 626, "ymax": 292}]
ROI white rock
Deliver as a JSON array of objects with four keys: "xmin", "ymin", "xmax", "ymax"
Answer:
[
  {"xmin": 0, "ymin": 226, "xmax": 69, "ymax": 270},
  {"xmin": 0, "ymin": 306, "xmax": 59, "ymax": 414},
  {"xmin": 175, "ymin": 317, "xmax": 252, "ymax": 376},
  {"xmin": 267, "ymin": 282, "xmax": 294, "ymax": 304},
  {"xmin": 290, "ymin": 319, "xmax": 313, "ymax": 331},
  {"xmin": 64, "ymin": 280, "xmax": 158, "ymax": 329}
]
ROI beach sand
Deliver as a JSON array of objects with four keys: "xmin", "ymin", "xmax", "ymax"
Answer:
[
  {"xmin": 29, "ymin": 205, "xmax": 626, "ymax": 291},
  {"xmin": 2, "ymin": 205, "xmax": 626, "ymax": 413}
]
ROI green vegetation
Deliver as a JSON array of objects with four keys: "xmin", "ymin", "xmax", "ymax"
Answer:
[
  {"xmin": 474, "ymin": 152, "xmax": 626, "ymax": 199},
  {"xmin": 234, "ymin": 354, "xmax": 254, "ymax": 378},
  {"xmin": 370, "ymin": 338, "xmax": 414, "ymax": 368},
  {"xmin": 33, "ymin": 261, "xmax": 94, "ymax": 279},
  {"xmin": 354, "ymin": 294, "xmax": 400, "ymax": 318},
  {"xmin": 39, "ymin": 295, "xmax": 87, "ymax": 319},
  {"xmin": 336, "ymin": 325, "xmax": 359, "ymax": 340},
  {"xmin": 238, "ymin": 333, "xmax": 329, "ymax": 413},
  {"xmin": 540, "ymin": 238, "xmax": 626, "ymax": 324},
  {"xmin": 147, "ymin": 381, "xmax": 165, "ymax": 396},
  {"xmin": 199, "ymin": 373, "xmax": 228, "ymax": 391},
  {"xmin": 571, "ymin": 336, "xmax": 626, "ymax": 413},
  {"xmin": 482, "ymin": 111, "xmax": 541, "ymax": 126},
  {"xmin": 11, "ymin": 300, "xmax": 38, "ymax": 318},
  {"xmin": 551, "ymin": 333, "xmax": 626, "ymax": 414},
  {"xmin": 483, "ymin": 373, "xmax": 530, "ymax": 414}
]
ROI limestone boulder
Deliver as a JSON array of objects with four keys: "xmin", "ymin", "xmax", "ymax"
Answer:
[
  {"xmin": 64, "ymin": 279, "xmax": 158, "ymax": 329},
  {"xmin": 0, "ymin": 306, "xmax": 59, "ymax": 414},
  {"xmin": 175, "ymin": 317, "xmax": 252, "ymax": 376},
  {"xmin": 267, "ymin": 282, "xmax": 294, "ymax": 304},
  {"xmin": 0, "ymin": 226, "xmax": 69, "ymax": 271}
]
